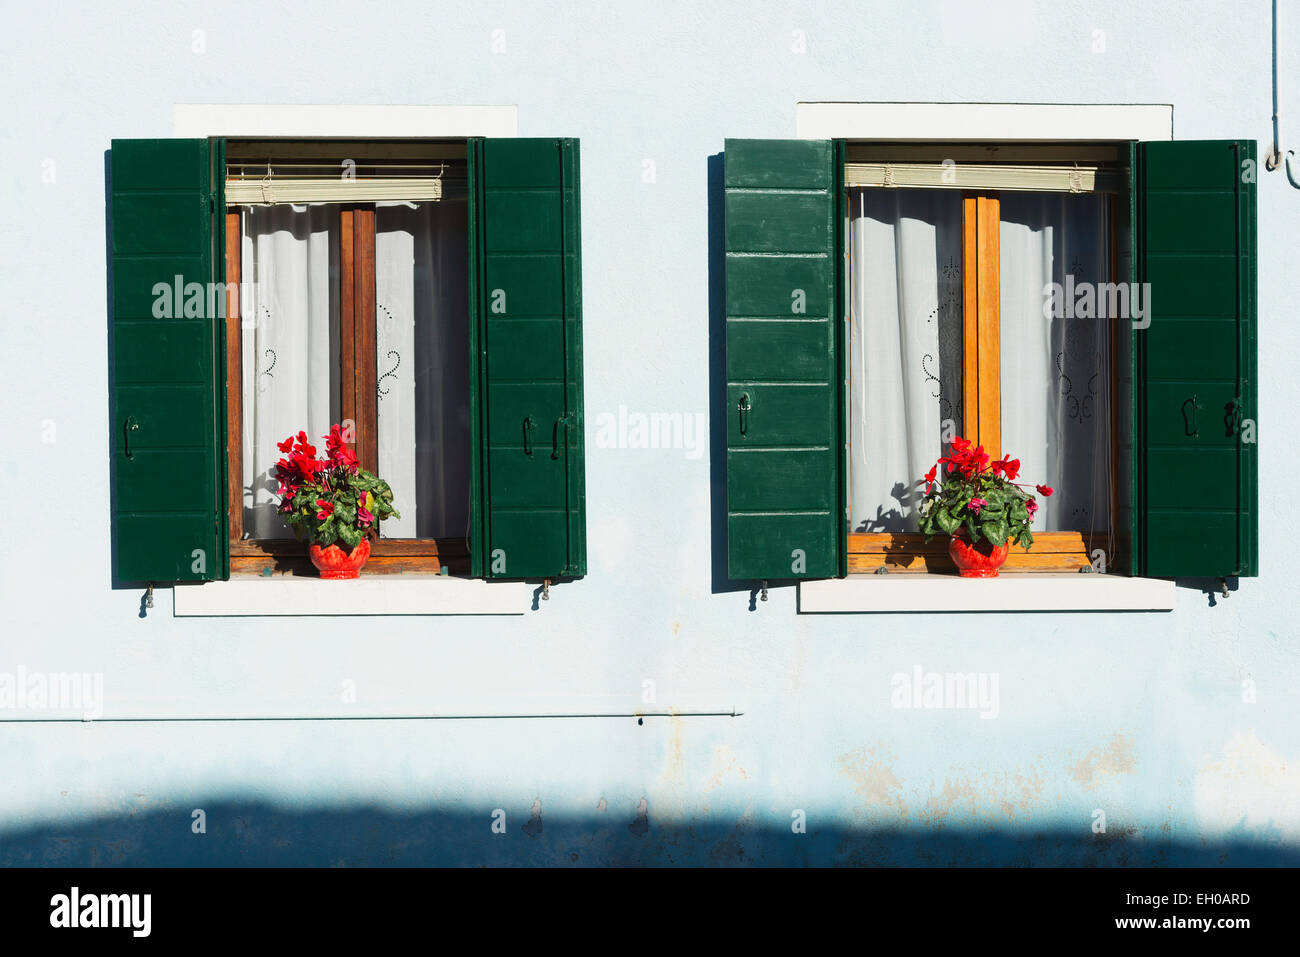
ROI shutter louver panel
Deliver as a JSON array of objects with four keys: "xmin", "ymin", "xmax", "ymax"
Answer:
[
  {"xmin": 469, "ymin": 138, "xmax": 586, "ymax": 580},
  {"xmin": 1135, "ymin": 139, "xmax": 1258, "ymax": 578},
  {"xmin": 724, "ymin": 139, "xmax": 844, "ymax": 581},
  {"xmin": 110, "ymin": 138, "xmax": 222, "ymax": 583}
]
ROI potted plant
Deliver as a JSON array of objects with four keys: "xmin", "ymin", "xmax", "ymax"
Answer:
[
  {"xmin": 916, "ymin": 436, "xmax": 1054, "ymax": 578},
  {"xmin": 274, "ymin": 425, "xmax": 400, "ymax": 579}
]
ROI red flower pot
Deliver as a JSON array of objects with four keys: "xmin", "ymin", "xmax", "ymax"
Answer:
[
  {"xmin": 948, "ymin": 528, "xmax": 1009, "ymax": 578},
  {"xmin": 309, "ymin": 538, "xmax": 371, "ymax": 579}
]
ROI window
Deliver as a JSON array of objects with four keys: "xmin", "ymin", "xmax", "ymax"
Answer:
[
  {"xmin": 844, "ymin": 145, "xmax": 1123, "ymax": 572},
  {"xmin": 109, "ymin": 137, "xmax": 587, "ymax": 586},
  {"xmin": 223, "ymin": 140, "xmax": 472, "ymax": 575},
  {"xmin": 723, "ymin": 137, "xmax": 1257, "ymax": 584}
]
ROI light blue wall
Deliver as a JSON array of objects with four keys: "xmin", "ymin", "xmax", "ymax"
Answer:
[{"xmin": 1, "ymin": 0, "xmax": 1297, "ymax": 865}]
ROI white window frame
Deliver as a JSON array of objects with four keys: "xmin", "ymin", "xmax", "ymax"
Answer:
[
  {"xmin": 793, "ymin": 102, "xmax": 1176, "ymax": 612},
  {"xmin": 163, "ymin": 104, "xmax": 525, "ymax": 615}
]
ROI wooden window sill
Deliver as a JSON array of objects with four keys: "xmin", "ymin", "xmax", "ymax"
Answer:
[
  {"xmin": 172, "ymin": 575, "xmax": 529, "ymax": 617},
  {"xmin": 798, "ymin": 573, "xmax": 1175, "ymax": 614}
]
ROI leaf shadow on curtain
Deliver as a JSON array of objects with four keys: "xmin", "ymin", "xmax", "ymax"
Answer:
[{"xmin": 848, "ymin": 188, "xmax": 963, "ymax": 535}]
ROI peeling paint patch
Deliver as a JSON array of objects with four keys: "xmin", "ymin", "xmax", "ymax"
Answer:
[
  {"xmin": 1069, "ymin": 734, "xmax": 1136, "ymax": 791},
  {"xmin": 1195, "ymin": 731, "xmax": 1300, "ymax": 842},
  {"xmin": 838, "ymin": 745, "xmax": 907, "ymax": 821},
  {"xmin": 629, "ymin": 798, "xmax": 649, "ymax": 836},
  {"xmin": 917, "ymin": 766, "xmax": 1046, "ymax": 828},
  {"xmin": 661, "ymin": 714, "xmax": 685, "ymax": 785},
  {"xmin": 522, "ymin": 799, "xmax": 542, "ymax": 837},
  {"xmin": 705, "ymin": 746, "xmax": 750, "ymax": 792}
]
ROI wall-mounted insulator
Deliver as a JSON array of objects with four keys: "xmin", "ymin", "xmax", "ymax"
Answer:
[
  {"xmin": 145, "ymin": 584, "xmax": 154, "ymax": 609},
  {"xmin": 760, "ymin": 580, "xmax": 768, "ymax": 602},
  {"xmin": 542, "ymin": 578, "xmax": 551, "ymax": 601}
]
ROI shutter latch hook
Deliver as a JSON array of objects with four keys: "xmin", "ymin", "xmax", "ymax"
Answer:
[
  {"xmin": 541, "ymin": 578, "xmax": 551, "ymax": 601},
  {"xmin": 145, "ymin": 584, "xmax": 154, "ymax": 609},
  {"xmin": 759, "ymin": 580, "xmax": 768, "ymax": 602}
]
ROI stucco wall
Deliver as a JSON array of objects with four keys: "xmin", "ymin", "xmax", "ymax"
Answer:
[{"xmin": 1, "ymin": 0, "xmax": 1297, "ymax": 865}]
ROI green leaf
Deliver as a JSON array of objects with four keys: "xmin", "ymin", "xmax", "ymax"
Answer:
[
  {"xmin": 337, "ymin": 523, "xmax": 362, "ymax": 550},
  {"xmin": 935, "ymin": 507, "xmax": 960, "ymax": 535},
  {"xmin": 317, "ymin": 518, "xmax": 338, "ymax": 546},
  {"xmin": 983, "ymin": 518, "xmax": 1010, "ymax": 547}
]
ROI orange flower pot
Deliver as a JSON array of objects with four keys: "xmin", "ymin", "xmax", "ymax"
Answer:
[
  {"xmin": 308, "ymin": 538, "xmax": 371, "ymax": 579},
  {"xmin": 948, "ymin": 528, "xmax": 1009, "ymax": 578}
]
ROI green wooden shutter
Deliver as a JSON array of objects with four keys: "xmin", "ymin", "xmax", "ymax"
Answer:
[
  {"xmin": 468, "ymin": 138, "xmax": 586, "ymax": 580},
  {"xmin": 110, "ymin": 138, "xmax": 222, "ymax": 583},
  {"xmin": 1134, "ymin": 139, "xmax": 1258, "ymax": 578},
  {"xmin": 724, "ymin": 139, "xmax": 844, "ymax": 581}
]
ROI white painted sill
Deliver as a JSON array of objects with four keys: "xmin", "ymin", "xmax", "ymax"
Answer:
[
  {"xmin": 172, "ymin": 575, "xmax": 530, "ymax": 617},
  {"xmin": 798, "ymin": 573, "xmax": 1175, "ymax": 613}
]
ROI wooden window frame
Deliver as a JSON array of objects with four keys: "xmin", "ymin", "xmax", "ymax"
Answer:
[
  {"xmin": 224, "ymin": 204, "xmax": 470, "ymax": 576},
  {"xmin": 846, "ymin": 190, "xmax": 1119, "ymax": 574}
]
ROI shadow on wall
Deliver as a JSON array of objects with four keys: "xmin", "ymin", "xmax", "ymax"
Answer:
[
  {"xmin": 2, "ymin": 802, "xmax": 1296, "ymax": 867},
  {"xmin": 104, "ymin": 149, "xmax": 124, "ymax": 592},
  {"xmin": 708, "ymin": 152, "xmax": 750, "ymax": 596}
]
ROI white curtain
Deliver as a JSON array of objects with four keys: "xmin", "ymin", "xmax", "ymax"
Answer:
[
  {"xmin": 375, "ymin": 200, "xmax": 471, "ymax": 539},
  {"xmin": 848, "ymin": 189, "xmax": 963, "ymax": 532},
  {"xmin": 240, "ymin": 205, "xmax": 340, "ymax": 539},
  {"xmin": 999, "ymin": 193, "xmax": 1112, "ymax": 533},
  {"xmin": 240, "ymin": 201, "xmax": 470, "ymax": 541}
]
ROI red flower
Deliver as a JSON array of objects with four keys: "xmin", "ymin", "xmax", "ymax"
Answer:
[
  {"xmin": 316, "ymin": 499, "xmax": 335, "ymax": 520},
  {"xmin": 323, "ymin": 424, "xmax": 359, "ymax": 471},
  {"xmin": 992, "ymin": 455, "xmax": 1020, "ymax": 480},
  {"xmin": 1026, "ymin": 498, "xmax": 1039, "ymax": 518},
  {"xmin": 968, "ymin": 497, "xmax": 988, "ymax": 514},
  {"xmin": 924, "ymin": 465, "xmax": 937, "ymax": 493},
  {"xmin": 1036, "ymin": 484, "xmax": 1054, "ymax": 497},
  {"xmin": 277, "ymin": 437, "xmax": 294, "ymax": 453}
]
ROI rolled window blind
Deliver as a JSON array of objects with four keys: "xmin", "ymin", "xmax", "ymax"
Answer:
[
  {"xmin": 843, "ymin": 161, "xmax": 1122, "ymax": 193},
  {"xmin": 225, "ymin": 160, "xmax": 462, "ymax": 205}
]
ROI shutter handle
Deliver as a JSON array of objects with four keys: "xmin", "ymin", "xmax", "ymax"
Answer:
[
  {"xmin": 124, "ymin": 416, "xmax": 139, "ymax": 460},
  {"xmin": 737, "ymin": 392, "xmax": 751, "ymax": 436},
  {"xmin": 551, "ymin": 413, "xmax": 569, "ymax": 460},
  {"xmin": 522, "ymin": 415, "xmax": 536, "ymax": 457},
  {"xmin": 1181, "ymin": 395, "xmax": 1202, "ymax": 438},
  {"xmin": 1225, "ymin": 396, "xmax": 1243, "ymax": 437}
]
